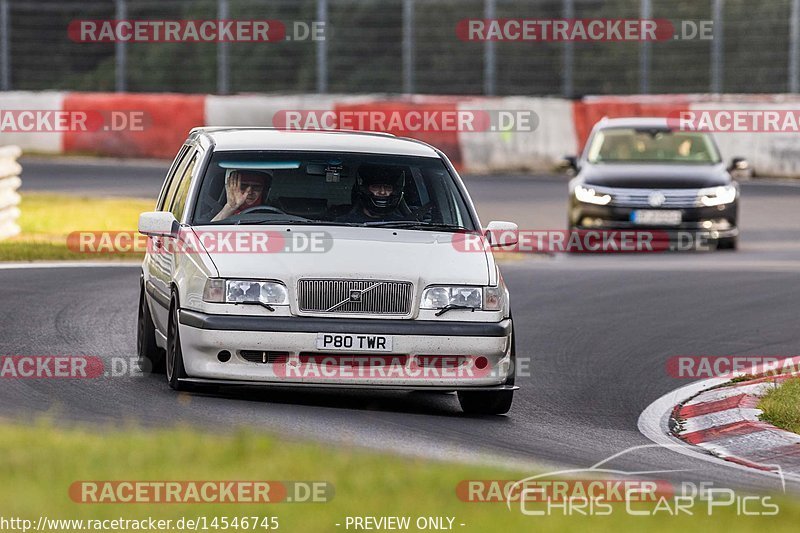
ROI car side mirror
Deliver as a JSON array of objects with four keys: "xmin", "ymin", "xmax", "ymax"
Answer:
[
  {"xmin": 558, "ymin": 156, "xmax": 578, "ymax": 175},
  {"xmin": 484, "ymin": 220, "xmax": 518, "ymax": 247},
  {"xmin": 730, "ymin": 157, "xmax": 749, "ymax": 172},
  {"xmin": 138, "ymin": 211, "xmax": 179, "ymax": 237}
]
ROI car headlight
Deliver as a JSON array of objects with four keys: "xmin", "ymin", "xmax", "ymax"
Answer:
[
  {"xmin": 203, "ymin": 279, "xmax": 289, "ymax": 306},
  {"xmin": 574, "ymin": 184, "xmax": 612, "ymax": 205},
  {"xmin": 698, "ymin": 184, "xmax": 737, "ymax": 207},
  {"xmin": 420, "ymin": 285, "xmax": 504, "ymax": 311}
]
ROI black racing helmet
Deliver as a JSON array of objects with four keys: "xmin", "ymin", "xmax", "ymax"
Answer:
[{"xmin": 356, "ymin": 164, "xmax": 405, "ymax": 214}]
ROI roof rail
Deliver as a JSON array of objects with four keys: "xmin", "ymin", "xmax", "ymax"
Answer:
[{"xmin": 189, "ymin": 126, "xmax": 397, "ymax": 138}]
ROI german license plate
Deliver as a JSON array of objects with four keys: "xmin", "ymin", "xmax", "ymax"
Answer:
[
  {"xmin": 316, "ymin": 333, "xmax": 393, "ymax": 352},
  {"xmin": 631, "ymin": 210, "xmax": 682, "ymax": 226}
]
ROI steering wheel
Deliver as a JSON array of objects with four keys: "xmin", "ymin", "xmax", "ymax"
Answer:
[
  {"xmin": 411, "ymin": 202, "xmax": 436, "ymax": 222},
  {"xmin": 236, "ymin": 205, "xmax": 288, "ymax": 216}
]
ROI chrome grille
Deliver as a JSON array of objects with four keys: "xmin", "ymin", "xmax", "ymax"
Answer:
[
  {"xmin": 605, "ymin": 187, "xmax": 701, "ymax": 208},
  {"xmin": 297, "ymin": 279, "xmax": 413, "ymax": 315}
]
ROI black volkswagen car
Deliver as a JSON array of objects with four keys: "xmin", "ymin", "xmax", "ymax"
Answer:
[{"xmin": 565, "ymin": 117, "xmax": 745, "ymax": 249}]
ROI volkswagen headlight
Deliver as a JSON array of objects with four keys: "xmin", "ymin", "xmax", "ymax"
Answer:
[
  {"xmin": 698, "ymin": 184, "xmax": 737, "ymax": 207},
  {"xmin": 574, "ymin": 184, "xmax": 612, "ymax": 206}
]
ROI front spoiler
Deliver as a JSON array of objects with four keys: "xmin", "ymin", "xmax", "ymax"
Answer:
[{"xmin": 178, "ymin": 377, "xmax": 518, "ymax": 392}]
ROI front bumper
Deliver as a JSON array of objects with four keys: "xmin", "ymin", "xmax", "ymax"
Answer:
[
  {"xmin": 569, "ymin": 201, "xmax": 738, "ymax": 239},
  {"xmin": 178, "ymin": 310, "xmax": 514, "ymax": 389}
]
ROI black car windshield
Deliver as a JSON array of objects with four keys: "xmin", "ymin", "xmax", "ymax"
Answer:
[
  {"xmin": 586, "ymin": 128, "xmax": 722, "ymax": 164},
  {"xmin": 191, "ymin": 151, "xmax": 476, "ymax": 230}
]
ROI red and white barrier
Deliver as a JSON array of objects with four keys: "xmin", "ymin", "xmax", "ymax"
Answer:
[
  {"xmin": 2, "ymin": 91, "xmax": 800, "ymax": 177},
  {"xmin": 457, "ymin": 96, "xmax": 577, "ymax": 173},
  {"xmin": 63, "ymin": 92, "xmax": 205, "ymax": 159},
  {"xmin": 0, "ymin": 145, "xmax": 22, "ymax": 240},
  {"xmin": 0, "ymin": 92, "xmax": 66, "ymax": 154}
]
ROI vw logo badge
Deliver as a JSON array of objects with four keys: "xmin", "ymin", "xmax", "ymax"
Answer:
[{"xmin": 648, "ymin": 191, "xmax": 666, "ymax": 207}]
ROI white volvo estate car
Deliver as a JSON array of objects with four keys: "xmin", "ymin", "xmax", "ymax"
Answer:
[{"xmin": 137, "ymin": 127, "xmax": 519, "ymax": 414}]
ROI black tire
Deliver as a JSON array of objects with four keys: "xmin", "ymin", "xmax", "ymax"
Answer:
[
  {"xmin": 166, "ymin": 293, "xmax": 190, "ymax": 391},
  {"xmin": 716, "ymin": 236, "xmax": 738, "ymax": 250},
  {"xmin": 457, "ymin": 319, "xmax": 515, "ymax": 415},
  {"xmin": 457, "ymin": 389, "xmax": 514, "ymax": 415},
  {"xmin": 137, "ymin": 282, "xmax": 165, "ymax": 374}
]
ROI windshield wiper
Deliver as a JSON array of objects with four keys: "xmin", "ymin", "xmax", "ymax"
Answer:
[
  {"xmin": 236, "ymin": 301, "xmax": 275, "ymax": 312},
  {"xmin": 364, "ymin": 221, "xmax": 469, "ymax": 231},
  {"xmin": 435, "ymin": 304, "xmax": 478, "ymax": 317}
]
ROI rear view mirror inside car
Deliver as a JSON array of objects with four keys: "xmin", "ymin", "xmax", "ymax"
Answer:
[{"xmin": 306, "ymin": 161, "xmax": 347, "ymax": 182}]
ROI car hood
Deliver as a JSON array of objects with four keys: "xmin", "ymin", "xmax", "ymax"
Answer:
[
  {"xmin": 194, "ymin": 225, "xmax": 491, "ymax": 288},
  {"xmin": 580, "ymin": 163, "xmax": 731, "ymax": 189}
]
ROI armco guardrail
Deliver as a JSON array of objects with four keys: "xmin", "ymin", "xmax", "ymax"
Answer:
[{"xmin": 0, "ymin": 146, "xmax": 22, "ymax": 240}]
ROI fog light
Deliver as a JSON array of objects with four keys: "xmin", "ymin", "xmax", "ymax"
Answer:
[
  {"xmin": 475, "ymin": 356, "xmax": 489, "ymax": 370},
  {"xmin": 217, "ymin": 350, "xmax": 231, "ymax": 363},
  {"xmin": 580, "ymin": 217, "xmax": 604, "ymax": 228}
]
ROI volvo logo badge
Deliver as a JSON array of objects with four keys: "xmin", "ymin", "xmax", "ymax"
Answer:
[
  {"xmin": 327, "ymin": 282, "xmax": 382, "ymax": 312},
  {"xmin": 648, "ymin": 191, "xmax": 666, "ymax": 207}
]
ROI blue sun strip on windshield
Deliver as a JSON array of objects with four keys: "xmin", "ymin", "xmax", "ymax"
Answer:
[{"xmin": 218, "ymin": 161, "xmax": 301, "ymax": 169}]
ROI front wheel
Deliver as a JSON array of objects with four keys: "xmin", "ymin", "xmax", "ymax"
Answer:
[
  {"xmin": 137, "ymin": 283, "xmax": 165, "ymax": 374},
  {"xmin": 716, "ymin": 236, "xmax": 738, "ymax": 250},
  {"xmin": 458, "ymin": 321, "xmax": 515, "ymax": 415},
  {"xmin": 457, "ymin": 389, "xmax": 514, "ymax": 415},
  {"xmin": 166, "ymin": 294, "xmax": 190, "ymax": 391}
]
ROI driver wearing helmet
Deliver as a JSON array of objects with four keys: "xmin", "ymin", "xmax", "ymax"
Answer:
[
  {"xmin": 336, "ymin": 164, "xmax": 407, "ymax": 223},
  {"xmin": 211, "ymin": 170, "xmax": 272, "ymax": 222}
]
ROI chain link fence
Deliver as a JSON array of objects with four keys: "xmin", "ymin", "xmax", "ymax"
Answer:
[{"xmin": 0, "ymin": 0, "xmax": 797, "ymax": 96}]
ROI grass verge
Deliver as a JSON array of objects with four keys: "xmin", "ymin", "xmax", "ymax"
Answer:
[
  {"xmin": 0, "ymin": 420, "xmax": 798, "ymax": 532},
  {"xmin": 0, "ymin": 193, "xmax": 150, "ymax": 261},
  {"xmin": 759, "ymin": 377, "xmax": 800, "ymax": 434}
]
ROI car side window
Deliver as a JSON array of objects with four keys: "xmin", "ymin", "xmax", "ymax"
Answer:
[
  {"xmin": 169, "ymin": 152, "xmax": 199, "ymax": 221},
  {"xmin": 162, "ymin": 149, "xmax": 196, "ymax": 216},
  {"xmin": 157, "ymin": 145, "xmax": 190, "ymax": 211}
]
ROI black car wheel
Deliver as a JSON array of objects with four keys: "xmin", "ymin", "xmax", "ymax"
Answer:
[
  {"xmin": 137, "ymin": 282, "xmax": 165, "ymax": 374},
  {"xmin": 716, "ymin": 236, "xmax": 738, "ymax": 250},
  {"xmin": 166, "ymin": 293, "xmax": 190, "ymax": 390},
  {"xmin": 457, "ymin": 320, "xmax": 515, "ymax": 415}
]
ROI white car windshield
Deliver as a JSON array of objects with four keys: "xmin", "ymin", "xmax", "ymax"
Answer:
[
  {"xmin": 191, "ymin": 151, "xmax": 476, "ymax": 231},
  {"xmin": 586, "ymin": 128, "xmax": 722, "ymax": 164}
]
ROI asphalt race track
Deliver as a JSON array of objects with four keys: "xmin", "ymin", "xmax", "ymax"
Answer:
[{"xmin": 4, "ymin": 158, "xmax": 800, "ymax": 494}]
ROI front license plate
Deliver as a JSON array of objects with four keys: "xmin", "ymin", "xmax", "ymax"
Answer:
[
  {"xmin": 631, "ymin": 210, "xmax": 682, "ymax": 226},
  {"xmin": 316, "ymin": 333, "xmax": 393, "ymax": 352}
]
